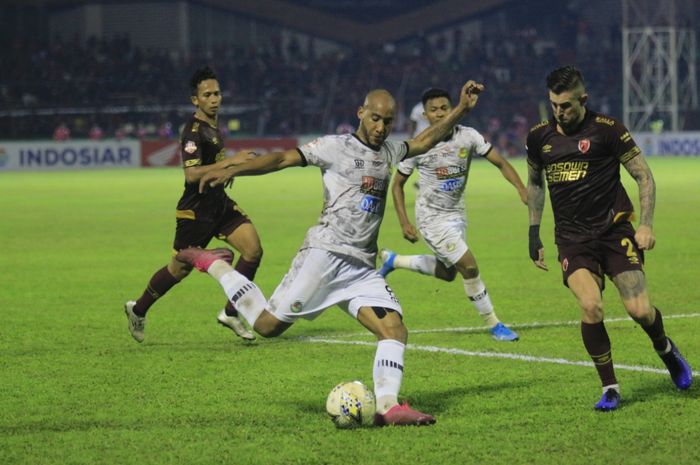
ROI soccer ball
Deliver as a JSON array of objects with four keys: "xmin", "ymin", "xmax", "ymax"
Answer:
[{"xmin": 325, "ymin": 380, "xmax": 376, "ymax": 429}]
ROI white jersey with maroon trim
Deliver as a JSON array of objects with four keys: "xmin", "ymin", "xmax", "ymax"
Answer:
[{"xmin": 297, "ymin": 134, "xmax": 408, "ymax": 267}]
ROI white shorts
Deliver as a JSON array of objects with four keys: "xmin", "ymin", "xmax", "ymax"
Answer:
[
  {"xmin": 418, "ymin": 216, "xmax": 469, "ymax": 266},
  {"xmin": 267, "ymin": 248, "xmax": 403, "ymax": 323}
]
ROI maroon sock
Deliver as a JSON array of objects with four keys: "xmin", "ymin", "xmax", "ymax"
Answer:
[
  {"xmin": 581, "ymin": 321, "xmax": 617, "ymax": 387},
  {"xmin": 224, "ymin": 257, "xmax": 261, "ymax": 317},
  {"xmin": 641, "ymin": 307, "xmax": 669, "ymax": 352},
  {"xmin": 133, "ymin": 266, "xmax": 180, "ymax": 316}
]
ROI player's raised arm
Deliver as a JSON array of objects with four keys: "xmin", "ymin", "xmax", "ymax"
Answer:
[
  {"xmin": 199, "ymin": 149, "xmax": 304, "ymax": 193},
  {"xmin": 406, "ymin": 81, "xmax": 484, "ymax": 158},
  {"xmin": 391, "ymin": 171, "xmax": 419, "ymax": 243}
]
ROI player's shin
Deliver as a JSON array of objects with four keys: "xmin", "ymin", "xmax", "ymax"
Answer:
[
  {"xmin": 212, "ymin": 264, "xmax": 266, "ymax": 326},
  {"xmin": 373, "ymin": 339, "xmax": 405, "ymax": 414},
  {"xmin": 463, "ymin": 276, "xmax": 499, "ymax": 326}
]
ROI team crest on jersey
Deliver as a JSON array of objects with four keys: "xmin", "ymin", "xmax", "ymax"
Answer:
[
  {"xmin": 578, "ymin": 139, "xmax": 590, "ymax": 154},
  {"xmin": 562, "ymin": 258, "xmax": 569, "ymax": 272},
  {"xmin": 184, "ymin": 141, "xmax": 197, "ymax": 154},
  {"xmin": 212, "ymin": 137, "xmax": 218, "ymax": 145},
  {"xmin": 458, "ymin": 148, "xmax": 468, "ymax": 159}
]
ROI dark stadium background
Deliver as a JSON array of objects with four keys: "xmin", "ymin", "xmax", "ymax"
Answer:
[{"xmin": 1, "ymin": 0, "xmax": 697, "ymax": 156}]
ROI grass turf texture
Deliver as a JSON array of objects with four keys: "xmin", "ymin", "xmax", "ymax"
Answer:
[{"xmin": 1, "ymin": 157, "xmax": 698, "ymax": 465}]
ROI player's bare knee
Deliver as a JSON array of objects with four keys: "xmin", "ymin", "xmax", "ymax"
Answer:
[
  {"xmin": 578, "ymin": 298, "xmax": 603, "ymax": 321},
  {"xmin": 371, "ymin": 307, "xmax": 407, "ymax": 341},
  {"xmin": 253, "ymin": 312, "xmax": 290, "ymax": 338},
  {"xmin": 458, "ymin": 265, "xmax": 479, "ymax": 280},
  {"xmin": 625, "ymin": 302, "xmax": 653, "ymax": 323},
  {"xmin": 241, "ymin": 246, "xmax": 263, "ymax": 264}
]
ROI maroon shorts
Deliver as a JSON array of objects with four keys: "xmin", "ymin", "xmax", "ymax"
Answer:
[
  {"xmin": 173, "ymin": 198, "xmax": 251, "ymax": 251},
  {"xmin": 557, "ymin": 222, "xmax": 645, "ymax": 287}
]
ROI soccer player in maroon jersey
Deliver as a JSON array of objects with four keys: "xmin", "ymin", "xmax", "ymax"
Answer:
[
  {"xmin": 124, "ymin": 66, "xmax": 262, "ymax": 343},
  {"xmin": 526, "ymin": 65, "xmax": 692, "ymax": 411}
]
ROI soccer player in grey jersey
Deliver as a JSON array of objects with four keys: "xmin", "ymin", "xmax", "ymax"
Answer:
[
  {"xmin": 378, "ymin": 88, "xmax": 527, "ymax": 341},
  {"xmin": 177, "ymin": 80, "xmax": 484, "ymax": 426}
]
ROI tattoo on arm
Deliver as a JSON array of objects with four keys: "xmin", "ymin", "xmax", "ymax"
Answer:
[
  {"xmin": 527, "ymin": 163, "xmax": 546, "ymax": 225},
  {"xmin": 623, "ymin": 156, "xmax": 656, "ymax": 227}
]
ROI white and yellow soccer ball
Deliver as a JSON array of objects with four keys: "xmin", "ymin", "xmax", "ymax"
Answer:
[{"xmin": 325, "ymin": 381, "xmax": 376, "ymax": 429}]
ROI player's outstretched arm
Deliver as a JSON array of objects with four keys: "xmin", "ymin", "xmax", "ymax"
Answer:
[
  {"xmin": 527, "ymin": 162, "xmax": 548, "ymax": 271},
  {"xmin": 485, "ymin": 148, "xmax": 528, "ymax": 204},
  {"xmin": 406, "ymin": 81, "xmax": 484, "ymax": 157},
  {"xmin": 199, "ymin": 149, "xmax": 303, "ymax": 193},
  {"xmin": 391, "ymin": 171, "xmax": 419, "ymax": 243},
  {"xmin": 622, "ymin": 153, "xmax": 656, "ymax": 250}
]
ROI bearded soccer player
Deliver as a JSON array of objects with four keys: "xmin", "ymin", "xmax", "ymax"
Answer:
[
  {"xmin": 379, "ymin": 87, "xmax": 527, "ymax": 342},
  {"xmin": 526, "ymin": 65, "xmax": 692, "ymax": 411},
  {"xmin": 175, "ymin": 80, "xmax": 484, "ymax": 426},
  {"xmin": 124, "ymin": 66, "xmax": 262, "ymax": 343}
]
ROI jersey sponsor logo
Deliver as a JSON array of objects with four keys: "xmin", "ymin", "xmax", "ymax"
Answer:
[
  {"xmin": 360, "ymin": 176, "xmax": 388, "ymax": 197},
  {"xmin": 184, "ymin": 158, "xmax": 201, "ymax": 167},
  {"xmin": 435, "ymin": 165, "xmax": 465, "ymax": 180},
  {"xmin": 354, "ymin": 159, "xmax": 365, "ymax": 169},
  {"xmin": 184, "ymin": 140, "xmax": 197, "ymax": 154},
  {"xmin": 578, "ymin": 139, "xmax": 590, "ymax": 154},
  {"xmin": 545, "ymin": 161, "xmax": 589, "ymax": 183},
  {"xmin": 440, "ymin": 178, "xmax": 465, "ymax": 192},
  {"xmin": 542, "ymin": 144, "xmax": 552, "ymax": 154},
  {"xmin": 595, "ymin": 116, "xmax": 615, "ymax": 126},
  {"xmin": 372, "ymin": 160, "xmax": 383, "ymax": 167},
  {"xmin": 360, "ymin": 194, "xmax": 383, "ymax": 215}
]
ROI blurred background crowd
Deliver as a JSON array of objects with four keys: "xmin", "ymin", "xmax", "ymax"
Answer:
[{"xmin": 1, "ymin": 0, "xmax": 696, "ymax": 156}]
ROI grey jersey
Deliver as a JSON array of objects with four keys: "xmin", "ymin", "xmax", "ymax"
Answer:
[
  {"xmin": 397, "ymin": 125, "xmax": 491, "ymax": 224},
  {"xmin": 298, "ymin": 134, "xmax": 409, "ymax": 267}
]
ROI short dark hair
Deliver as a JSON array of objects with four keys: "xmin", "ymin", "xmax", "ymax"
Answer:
[
  {"xmin": 546, "ymin": 65, "xmax": 585, "ymax": 94},
  {"xmin": 421, "ymin": 87, "xmax": 451, "ymax": 106},
  {"xmin": 190, "ymin": 66, "xmax": 217, "ymax": 95}
]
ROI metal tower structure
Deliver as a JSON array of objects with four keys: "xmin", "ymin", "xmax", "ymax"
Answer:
[{"xmin": 622, "ymin": 0, "xmax": 697, "ymax": 131}]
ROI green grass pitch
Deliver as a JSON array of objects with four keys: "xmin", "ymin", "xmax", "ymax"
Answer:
[{"xmin": 1, "ymin": 157, "xmax": 698, "ymax": 465}]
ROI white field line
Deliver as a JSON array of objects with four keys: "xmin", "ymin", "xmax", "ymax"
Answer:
[
  {"xmin": 301, "ymin": 312, "xmax": 700, "ymax": 377},
  {"xmin": 320, "ymin": 312, "xmax": 700, "ymax": 338}
]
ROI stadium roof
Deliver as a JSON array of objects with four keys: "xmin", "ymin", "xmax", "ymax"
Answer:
[{"xmin": 21, "ymin": 0, "xmax": 513, "ymax": 44}]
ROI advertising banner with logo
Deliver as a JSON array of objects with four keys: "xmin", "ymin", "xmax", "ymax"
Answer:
[
  {"xmin": 141, "ymin": 138, "xmax": 299, "ymax": 167},
  {"xmin": 634, "ymin": 132, "xmax": 700, "ymax": 156},
  {"xmin": 0, "ymin": 140, "xmax": 141, "ymax": 171}
]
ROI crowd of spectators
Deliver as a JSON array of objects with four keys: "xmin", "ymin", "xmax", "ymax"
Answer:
[{"xmin": 1, "ymin": 3, "xmax": 623, "ymax": 156}]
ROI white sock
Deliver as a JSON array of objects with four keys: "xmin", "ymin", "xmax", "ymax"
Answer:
[
  {"xmin": 602, "ymin": 384, "xmax": 620, "ymax": 394},
  {"xmin": 394, "ymin": 254, "xmax": 436, "ymax": 276},
  {"xmin": 213, "ymin": 265, "xmax": 266, "ymax": 326},
  {"xmin": 463, "ymin": 275, "xmax": 499, "ymax": 327},
  {"xmin": 373, "ymin": 339, "xmax": 405, "ymax": 414}
]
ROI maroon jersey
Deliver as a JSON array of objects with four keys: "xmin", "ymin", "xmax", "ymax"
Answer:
[
  {"xmin": 526, "ymin": 110, "xmax": 641, "ymax": 244},
  {"xmin": 176, "ymin": 115, "xmax": 229, "ymax": 222}
]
